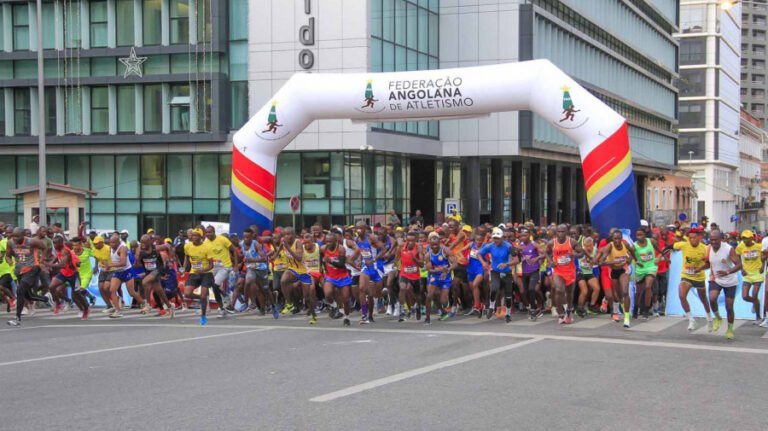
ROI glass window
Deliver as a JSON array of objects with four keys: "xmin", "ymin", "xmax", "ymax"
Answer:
[
  {"xmin": 406, "ymin": 3, "xmax": 417, "ymax": 49},
  {"xmin": 116, "ymin": 0, "xmax": 135, "ymax": 46},
  {"xmin": 229, "ymin": 41, "xmax": 248, "ymax": 80},
  {"xmin": 219, "ymin": 154, "xmax": 231, "ymax": 198},
  {"xmin": 90, "ymin": 87, "xmax": 109, "ymax": 134},
  {"xmin": 229, "ymin": 0, "xmax": 248, "ymax": 40},
  {"xmin": 382, "ymin": 0, "xmax": 394, "ymax": 41},
  {"xmin": 0, "ymin": 157, "xmax": 15, "ymax": 197},
  {"xmin": 143, "ymin": 84, "xmax": 162, "ymax": 133},
  {"xmin": 196, "ymin": 82, "xmax": 211, "ymax": 132},
  {"xmin": 116, "ymin": 155, "xmax": 139, "ymax": 198},
  {"xmin": 679, "ymin": 101, "xmax": 705, "ymax": 128},
  {"xmin": 141, "ymin": 155, "xmax": 165, "ymax": 198},
  {"xmin": 90, "ymin": 1, "xmax": 108, "ymax": 48},
  {"xmin": 14, "ymin": 88, "xmax": 31, "ymax": 136},
  {"xmin": 143, "ymin": 0, "xmax": 162, "ymax": 46},
  {"xmin": 16, "ymin": 156, "xmax": 38, "ymax": 187},
  {"xmin": 0, "ymin": 94, "xmax": 5, "ymax": 137},
  {"xmin": 14, "ymin": 60, "xmax": 36, "ymax": 79},
  {"xmin": 170, "ymin": 84, "xmax": 190, "ymax": 132},
  {"xmin": 193, "ymin": 155, "xmax": 218, "ymax": 198},
  {"xmin": 230, "ymin": 81, "xmax": 248, "ymax": 130},
  {"xmin": 65, "ymin": 88, "xmax": 82, "ymax": 134},
  {"xmin": 197, "ymin": 0, "xmax": 212, "ymax": 43},
  {"xmin": 168, "ymin": 154, "xmax": 192, "ymax": 197},
  {"xmin": 394, "ymin": 0, "xmax": 405, "ymax": 45},
  {"xmin": 679, "ymin": 132, "xmax": 705, "ymax": 160},
  {"xmin": 66, "ymin": 155, "xmax": 90, "ymax": 189},
  {"xmin": 418, "ymin": 8, "xmax": 428, "ymax": 53},
  {"xmin": 170, "ymin": 0, "xmax": 190, "ymax": 45},
  {"xmin": 680, "ymin": 37, "xmax": 705, "ymax": 65},
  {"xmin": 371, "ymin": 0, "xmax": 382, "ymax": 38},
  {"xmin": 117, "ymin": 85, "xmax": 135, "ymax": 133},
  {"xmin": 429, "ymin": 12, "xmax": 438, "ymax": 56},
  {"xmin": 677, "ymin": 68, "xmax": 705, "ymax": 97},
  {"xmin": 12, "ymin": 4, "xmax": 30, "ymax": 51},
  {"xmin": 65, "ymin": 1, "xmax": 82, "ymax": 48},
  {"xmin": 144, "ymin": 55, "xmax": 169, "ymax": 75},
  {"xmin": 276, "ymin": 153, "xmax": 301, "ymax": 198},
  {"xmin": 302, "ymin": 153, "xmax": 330, "ymax": 199},
  {"xmin": 42, "ymin": 1, "xmax": 56, "ymax": 50},
  {"xmin": 91, "ymin": 57, "xmax": 115, "ymax": 76},
  {"xmin": 91, "ymin": 155, "xmax": 115, "ymax": 198},
  {"xmin": 44, "ymin": 88, "xmax": 56, "ymax": 135}
]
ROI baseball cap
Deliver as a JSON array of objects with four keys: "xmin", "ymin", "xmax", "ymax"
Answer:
[
  {"xmin": 741, "ymin": 229, "xmax": 754, "ymax": 238},
  {"xmin": 640, "ymin": 220, "xmax": 649, "ymax": 227},
  {"xmin": 120, "ymin": 229, "xmax": 129, "ymax": 234},
  {"xmin": 193, "ymin": 228, "xmax": 204, "ymax": 236},
  {"xmin": 261, "ymin": 230, "xmax": 272, "ymax": 236},
  {"xmin": 273, "ymin": 227, "xmax": 282, "ymax": 234},
  {"xmin": 689, "ymin": 226, "xmax": 704, "ymax": 234},
  {"xmin": 146, "ymin": 228, "xmax": 155, "ymax": 234},
  {"xmin": 491, "ymin": 228, "xmax": 503, "ymax": 239},
  {"xmin": 92, "ymin": 236, "xmax": 104, "ymax": 244},
  {"xmin": 164, "ymin": 238, "xmax": 172, "ymax": 244},
  {"xmin": 462, "ymin": 225, "xmax": 472, "ymax": 233}
]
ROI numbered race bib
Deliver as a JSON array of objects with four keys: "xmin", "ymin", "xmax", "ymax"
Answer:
[
  {"xmin": 744, "ymin": 250, "xmax": 759, "ymax": 260},
  {"xmin": 144, "ymin": 260, "xmax": 157, "ymax": 271},
  {"xmin": 685, "ymin": 266, "xmax": 698, "ymax": 275},
  {"xmin": 469, "ymin": 250, "xmax": 478, "ymax": 259},
  {"xmin": 557, "ymin": 256, "xmax": 571, "ymax": 265},
  {"xmin": 306, "ymin": 258, "xmax": 320, "ymax": 269},
  {"xmin": 212, "ymin": 258, "xmax": 223, "ymax": 268},
  {"xmin": 274, "ymin": 262, "xmax": 287, "ymax": 271},
  {"xmin": 640, "ymin": 253, "xmax": 653, "ymax": 262},
  {"xmin": 192, "ymin": 261, "xmax": 203, "ymax": 271},
  {"xmin": 403, "ymin": 265, "xmax": 418, "ymax": 274},
  {"xmin": 361, "ymin": 250, "xmax": 372, "ymax": 260}
]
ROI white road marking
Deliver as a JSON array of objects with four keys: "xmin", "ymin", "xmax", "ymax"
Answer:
[
  {"xmin": 0, "ymin": 328, "xmax": 271, "ymax": 368},
  {"xmin": 508, "ymin": 317, "xmax": 551, "ymax": 327},
  {"xmin": 628, "ymin": 316, "xmax": 682, "ymax": 333},
  {"xmin": 692, "ymin": 320, "xmax": 745, "ymax": 335},
  {"xmin": 309, "ymin": 338, "xmax": 542, "ymax": 402},
  {"xmin": 567, "ymin": 317, "xmax": 612, "ymax": 329}
]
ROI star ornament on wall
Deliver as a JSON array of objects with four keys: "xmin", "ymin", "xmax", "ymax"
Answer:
[{"xmin": 119, "ymin": 47, "xmax": 148, "ymax": 78}]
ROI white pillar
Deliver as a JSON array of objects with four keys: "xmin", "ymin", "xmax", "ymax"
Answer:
[
  {"xmin": 28, "ymin": 1, "xmax": 38, "ymax": 52},
  {"xmin": 161, "ymin": 83, "xmax": 170, "ymax": 133},
  {"xmin": 3, "ymin": 89, "xmax": 13, "ymax": 136},
  {"xmin": 30, "ymin": 87, "xmax": 39, "ymax": 136},
  {"xmin": 161, "ymin": 0, "xmax": 170, "ymax": 46},
  {"xmin": 135, "ymin": 84, "xmax": 143, "ymax": 134},
  {"xmin": 108, "ymin": 85, "xmax": 117, "ymax": 135},
  {"xmin": 134, "ymin": 0, "xmax": 143, "ymax": 46},
  {"xmin": 107, "ymin": 0, "xmax": 116, "ymax": 48}
]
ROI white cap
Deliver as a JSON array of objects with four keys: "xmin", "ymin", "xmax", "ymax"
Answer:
[
  {"xmin": 120, "ymin": 229, "xmax": 129, "ymax": 234},
  {"xmin": 640, "ymin": 220, "xmax": 649, "ymax": 227},
  {"xmin": 491, "ymin": 228, "xmax": 503, "ymax": 239}
]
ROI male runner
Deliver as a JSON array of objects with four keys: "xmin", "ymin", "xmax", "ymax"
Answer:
[
  {"xmin": 183, "ymin": 229, "xmax": 215, "ymax": 325},
  {"xmin": 353, "ymin": 224, "xmax": 385, "ymax": 324},
  {"xmin": 106, "ymin": 235, "xmax": 147, "ymax": 318},
  {"xmin": 240, "ymin": 229, "xmax": 274, "ymax": 318},
  {"xmin": 735, "ymin": 230, "xmax": 764, "ymax": 325},
  {"xmin": 668, "ymin": 226, "xmax": 713, "ymax": 331},
  {"xmin": 704, "ymin": 229, "xmax": 741, "ymax": 339},
  {"xmin": 424, "ymin": 233, "xmax": 457, "ymax": 324},
  {"xmin": 576, "ymin": 237, "xmax": 600, "ymax": 317},
  {"xmin": 478, "ymin": 228, "xmax": 517, "ymax": 323},
  {"xmin": 138, "ymin": 234, "xmax": 175, "ymax": 318},
  {"xmin": 549, "ymin": 224, "xmax": 581, "ymax": 325},
  {"xmin": 48, "ymin": 235, "xmax": 84, "ymax": 316},
  {"xmin": 321, "ymin": 232, "xmax": 353, "ymax": 326},
  {"xmin": 279, "ymin": 227, "xmax": 316, "ymax": 324},
  {"xmin": 396, "ymin": 231, "xmax": 423, "ymax": 322},
  {"xmin": 6, "ymin": 228, "xmax": 51, "ymax": 326},
  {"xmin": 598, "ymin": 230, "xmax": 635, "ymax": 327},
  {"xmin": 633, "ymin": 227, "xmax": 661, "ymax": 320},
  {"xmin": 0, "ymin": 233, "xmax": 16, "ymax": 312},
  {"xmin": 204, "ymin": 226, "xmax": 238, "ymax": 318},
  {"xmin": 518, "ymin": 228, "xmax": 544, "ymax": 320}
]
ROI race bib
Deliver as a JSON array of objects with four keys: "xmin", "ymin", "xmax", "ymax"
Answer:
[
  {"xmin": 685, "ymin": 266, "xmax": 698, "ymax": 275},
  {"xmin": 192, "ymin": 261, "xmax": 203, "ymax": 270},
  {"xmin": 469, "ymin": 250, "xmax": 478, "ymax": 259},
  {"xmin": 361, "ymin": 250, "xmax": 372, "ymax": 260},
  {"xmin": 403, "ymin": 265, "xmax": 418, "ymax": 274},
  {"xmin": 557, "ymin": 256, "xmax": 571, "ymax": 265},
  {"xmin": 274, "ymin": 262, "xmax": 287, "ymax": 271},
  {"xmin": 640, "ymin": 253, "xmax": 653, "ymax": 262},
  {"xmin": 305, "ymin": 258, "xmax": 320, "ymax": 269},
  {"xmin": 744, "ymin": 250, "xmax": 759, "ymax": 260},
  {"xmin": 144, "ymin": 260, "xmax": 157, "ymax": 270}
]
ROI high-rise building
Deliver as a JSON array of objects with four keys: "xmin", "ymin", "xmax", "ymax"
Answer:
[
  {"xmin": 678, "ymin": 0, "xmax": 741, "ymax": 226},
  {"xmin": 740, "ymin": 0, "xmax": 768, "ymax": 126},
  {"xmin": 1, "ymin": 0, "xmax": 680, "ymax": 234}
]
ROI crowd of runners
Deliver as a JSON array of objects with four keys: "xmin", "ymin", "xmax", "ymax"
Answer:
[{"xmin": 2, "ymin": 215, "xmax": 768, "ymax": 340}]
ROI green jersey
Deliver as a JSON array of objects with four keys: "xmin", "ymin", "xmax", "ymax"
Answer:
[
  {"xmin": 76, "ymin": 247, "xmax": 94, "ymax": 287},
  {"xmin": 634, "ymin": 239, "xmax": 657, "ymax": 277},
  {"xmin": 0, "ymin": 238, "xmax": 14, "ymax": 277}
]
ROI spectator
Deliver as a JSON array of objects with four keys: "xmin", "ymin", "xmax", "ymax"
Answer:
[
  {"xmin": 387, "ymin": 209, "xmax": 401, "ymax": 227},
  {"xmin": 408, "ymin": 209, "xmax": 424, "ymax": 228},
  {"xmin": 29, "ymin": 215, "xmax": 40, "ymax": 235}
]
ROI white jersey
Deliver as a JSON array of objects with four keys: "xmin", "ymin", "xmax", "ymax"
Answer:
[
  {"xmin": 344, "ymin": 240, "xmax": 361, "ymax": 277},
  {"xmin": 707, "ymin": 243, "xmax": 738, "ymax": 287},
  {"xmin": 110, "ymin": 244, "xmax": 132, "ymax": 272}
]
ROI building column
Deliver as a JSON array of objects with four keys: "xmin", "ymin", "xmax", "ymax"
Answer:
[
  {"xmin": 134, "ymin": 0, "xmax": 143, "ymax": 46},
  {"xmin": 80, "ymin": 0, "xmax": 90, "ymax": 49},
  {"xmin": 189, "ymin": 82, "xmax": 199, "ymax": 133},
  {"xmin": 530, "ymin": 163, "xmax": 542, "ymax": 224},
  {"xmin": 547, "ymin": 165, "xmax": 558, "ymax": 224},
  {"xmin": 107, "ymin": 0, "xmax": 117, "ymax": 48},
  {"xmin": 161, "ymin": 83, "xmax": 170, "ymax": 133},
  {"xmin": 511, "ymin": 161, "xmax": 523, "ymax": 223},
  {"xmin": 30, "ymin": 88, "xmax": 39, "ymax": 136},
  {"xmin": 491, "ymin": 159, "xmax": 504, "ymax": 223},
  {"xmin": 54, "ymin": 0, "xmax": 64, "ymax": 50},
  {"xmin": 1, "ymin": 4, "xmax": 12, "ymax": 52},
  {"xmin": 189, "ymin": 0, "xmax": 198, "ymax": 44},
  {"xmin": 575, "ymin": 168, "xmax": 585, "ymax": 223},
  {"xmin": 135, "ymin": 84, "xmax": 143, "ymax": 134},
  {"xmin": 161, "ymin": 0, "xmax": 170, "ymax": 46},
  {"xmin": 463, "ymin": 157, "xmax": 481, "ymax": 226},
  {"xmin": 108, "ymin": 85, "xmax": 117, "ymax": 135},
  {"xmin": 562, "ymin": 166, "xmax": 573, "ymax": 223}
]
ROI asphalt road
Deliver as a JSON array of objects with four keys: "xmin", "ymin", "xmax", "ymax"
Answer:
[{"xmin": 2, "ymin": 309, "xmax": 767, "ymax": 431}]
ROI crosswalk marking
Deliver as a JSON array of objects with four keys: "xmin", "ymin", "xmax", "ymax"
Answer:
[
  {"xmin": 692, "ymin": 319, "xmax": 746, "ymax": 335},
  {"xmin": 627, "ymin": 316, "xmax": 683, "ymax": 333},
  {"xmin": 568, "ymin": 316, "xmax": 612, "ymax": 329}
]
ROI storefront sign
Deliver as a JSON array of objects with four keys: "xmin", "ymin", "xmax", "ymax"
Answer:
[{"xmin": 298, "ymin": 0, "xmax": 315, "ymax": 69}]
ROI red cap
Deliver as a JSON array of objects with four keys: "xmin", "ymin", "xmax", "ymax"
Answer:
[
  {"xmin": 689, "ymin": 226, "xmax": 704, "ymax": 234},
  {"xmin": 729, "ymin": 231, "xmax": 739, "ymax": 237},
  {"xmin": 273, "ymin": 227, "xmax": 282, "ymax": 234},
  {"xmin": 261, "ymin": 230, "xmax": 272, "ymax": 236}
]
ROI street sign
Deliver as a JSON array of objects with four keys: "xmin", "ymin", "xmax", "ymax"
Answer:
[
  {"xmin": 678, "ymin": 212, "xmax": 687, "ymax": 222},
  {"xmin": 730, "ymin": 214, "xmax": 739, "ymax": 223},
  {"xmin": 289, "ymin": 195, "xmax": 301, "ymax": 213},
  {"xmin": 444, "ymin": 198, "xmax": 460, "ymax": 218}
]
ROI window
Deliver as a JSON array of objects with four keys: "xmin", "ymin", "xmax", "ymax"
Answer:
[
  {"xmin": 229, "ymin": 0, "xmax": 248, "ymax": 40},
  {"xmin": 754, "ymin": 59, "xmax": 766, "ymax": 70},
  {"xmin": 231, "ymin": 82, "xmax": 248, "ymax": 130},
  {"xmin": 196, "ymin": 83, "xmax": 211, "ymax": 132},
  {"xmin": 90, "ymin": 1, "xmax": 108, "ymax": 48},
  {"xmin": 677, "ymin": 69, "xmax": 705, "ymax": 96},
  {"xmin": 193, "ymin": 155, "xmax": 218, "ymax": 198},
  {"xmin": 679, "ymin": 132, "xmax": 705, "ymax": 160},
  {"xmin": 12, "ymin": 4, "xmax": 30, "ymax": 51},
  {"xmin": 679, "ymin": 101, "xmax": 705, "ymax": 128},
  {"xmin": 91, "ymin": 87, "xmax": 109, "ymax": 134},
  {"xmin": 116, "ymin": 0, "xmax": 135, "ymax": 46},
  {"xmin": 302, "ymin": 153, "xmax": 331, "ymax": 199},
  {"xmin": 170, "ymin": 84, "xmax": 190, "ymax": 132},
  {"xmin": 64, "ymin": 1, "xmax": 82, "ymax": 48},
  {"xmin": 170, "ymin": 0, "xmax": 190, "ymax": 45},
  {"xmin": 197, "ymin": 0, "xmax": 212, "ymax": 43},
  {"xmin": 0, "ymin": 94, "xmax": 5, "ymax": 136},
  {"xmin": 116, "ymin": 155, "xmax": 139, "ymax": 198},
  {"xmin": 45, "ymin": 88, "xmax": 56, "ymax": 135},
  {"xmin": 143, "ymin": 0, "xmax": 162, "ymax": 46},
  {"xmin": 680, "ymin": 37, "xmax": 706, "ymax": 65},
  {"xmin": 680, "ymin": 5, "xmax": 705, "ymax": 33},
  {"xmin": 117, "ymin": 85, "xmax": 135, "ymax": 133},
  {"xmin": 143, "ymin": 84, "xmax": 162, "ymax": 132},
  {"xmin": 41, "ymin": 2, "xmax": 55, "ymax": 50},
  {"xmin": 168, "ymin": 155, "xmax": 192, "ymax": 197},
  {"xmin": 65, "ymin": 88, "xmax": 82, "ymax": 134},
  {"xmin": 14, "ymin": 88, "xmax": 31, "ymax": 135},
  {"xmin": 141, "ymin": 155, "xmax": 165, "ymax": 198}
]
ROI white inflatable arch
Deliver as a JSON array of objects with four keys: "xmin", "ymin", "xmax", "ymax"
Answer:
[{"xmin": 231, "ymin": 59, "xmax": 640, "ymax": 235}]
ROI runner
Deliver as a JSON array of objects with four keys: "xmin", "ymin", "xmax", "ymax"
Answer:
[
  {"xmin": 424, "ymin": 232, "xmax": 457, "ymax": 324},
  {"xmin": 240, "ymin": 228, "xmax": 274, "ymax": 318},
  {"xmin": 576, "ymin": 236, "xmax": 600, "ymax": 317},
  {"xmin": 279, "ymin": 227, "xmax": 316, "ymax": 324},
  {"xmin": 321, "ymin": 231, "xmax": 353, "ymax": 326},
  {"xmin": 5, "ymin": 227, "xmax": 51, "ymax": 326},
  {"xmin": 138, "ymin": 234, "xmax": 175, "ymax": 318},
  {"xmin": 301, "ymin": 232, "xmax": 323, "ymax": 315},
  {"xmin": 598, "ymin": 230, "xmax": 634, "ymax": 327},
  {"xmin": 353, "ymin": 224, "xmax": 384, "ymax": 324},
  {"xmin": 396, "ymin": 231, "xmax": 423, "ymax": 322},
  {"xmin": 518, "ymin": 227, "xmax": 544, "ymax": 320},
  {"xmin": 0, "ymin": 233, "xmax": 16, "ymax": 313},
  {"xmin": 633, "ymin": 227, "xmax": 661, "ymax": 320},
  {"xmin": 106, "ymin": 235, "xmax": 147, "ymax": 318},
  {"xmin": 704, "ymin": 229, "xmax": 741, "ymax": 339},
  {"xmin": 667, "ymin": 226, "xmax": 713, "ymax": 332},
  {"xmin": 735, "ymin": 230, "xmax": 764, "ymax": 325},
  {"xmin": 204, "ymin": 226, "xmax": 238, "ymax": 318},
  {"xmin": 549, "ymin": 224, "xmax": 580, "ymax": 325},
  {"xmin": 477, "ymin": 228, "xmax": 517, "ymax": 323},
  {"xmin": 48, "ymin": 235, "xmax": 86, "ymax": 316},
  {"xmin": 183, "ymin": 228, "xmax": 215, "ymax": 325},
  {"xmin": 465, "ymin": 231, "xmax": 486, "ymax": 317}
]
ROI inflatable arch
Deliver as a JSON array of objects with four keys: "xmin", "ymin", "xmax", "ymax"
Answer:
[{"xmin": 231, "ymin": 59, "xmax": 640, "ymax": 235}]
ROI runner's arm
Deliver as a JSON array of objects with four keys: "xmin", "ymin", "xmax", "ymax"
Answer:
[{"xmin": 229, "ymin": 244, "xmax": 239, "ymax": 268}]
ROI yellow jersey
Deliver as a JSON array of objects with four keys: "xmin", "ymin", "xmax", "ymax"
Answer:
[
  {"xmin": 205, "ymin": 235, "xmax": 233, "ymax": 268},
  {"xmin": 283, "ymin": 240, "xmax": 307, "ymax": 274},
  {"xmin": 735, "ymin": 242, "xmax": 763, "ymax": 275},
  {"xmin": 184, "ymin": 241, "xmax": 214, "ymax": 274},
  {"xmin": 673, "ymin": 241, "xmax": 707, "ymax": 282},
  {"xmin": 92, "ymin": 244, "xmax": 111, "ymax": 270}
]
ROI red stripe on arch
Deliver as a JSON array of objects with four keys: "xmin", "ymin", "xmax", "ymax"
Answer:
[
  {"xmin": 232, "ymin": 147, "xmax": 275, "ymax": 201},
  {"xmin": 582, "ymin": 122, "xmax": 630, "ymax": 190}
]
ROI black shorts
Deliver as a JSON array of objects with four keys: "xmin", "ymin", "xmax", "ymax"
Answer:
[
  {"xmin": 654, "ymin": 272, "xmax": 667, "ymax": 296},
  {"xmin": 610, "ymin": 268, "xmax": 626, "ymax": 280},
  {"xmin": 272, "ymin": 271, "xmax": 284, "ymax": 291},
  {"xmin": 490, "ymin": 271, "xmax": 514, "ymax": 296},
  {"xmin": 399, "ymin": 277, "xmax": 420, "ymax": 290},
  {"xmin": 453, "ymin": 266, "xmax": 467, "ymax": 282},
  {"xmin": 185, "ymin": 272, "xmax": 214, "ymax": 288},
  {"xmin": 352, "ymin": 275, "xmax": 360, "ymax": 286},
  {"xmin": 0, "ymin": 273, "xmax": 12, "ymax": 289},
  {"xmin": 521, "ymin": 273, "xmax": 538, "ymax": 292},
  {"xmin": 54, "ymin": 272, "xmax": 79, "ymax": 288},
  {"xmin": 709, "ymin": 281, "xmax": 737, "ymax": 299},
  {"xmin": 681, "ymin": 278, "xmax": 705, "ymax": 289},
  {"xmin": 578, "ymin": 273, "xmax": 595, "ymax": 282},
  {"xmin": 98, "ymin": 271, "xmax": 111, "ymax": 283}
]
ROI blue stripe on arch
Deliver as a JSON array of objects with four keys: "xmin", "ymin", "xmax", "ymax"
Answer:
[
  {"xmin": 589, "ymin": 174, "xmax": 640, "ymax": 237},
  {"xmin": 230, "ymin": 191, "xmax": 273, "ymax": 234}
]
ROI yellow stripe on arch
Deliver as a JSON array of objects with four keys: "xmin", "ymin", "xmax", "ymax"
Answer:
[
  {"xmin": 232, "ymin": 173, "xmax": 275, "ymax": 212},
  {"xmin": 586, "ymin": 152, "xmax": 631, "ymax": 203}
]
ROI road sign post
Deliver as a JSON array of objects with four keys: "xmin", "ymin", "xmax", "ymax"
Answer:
[{"xmin": 290, "ymin": 195, "xmax": 301, "ymax": 228}]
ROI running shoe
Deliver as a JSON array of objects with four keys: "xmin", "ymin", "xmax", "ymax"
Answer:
[
  {"xmin": 707, "ymin": 320, "xmax": 714, "ymax": 333},
  {"xmin": 575, "ymin": 308, "xmax": 586, "ymax": 318},
  {"xmin": 291, "ymin": 306, "xmax": 301, "ymax": 315},
  {"xmin": 439, "ymin": 312, "xmax": 450, "ymax": 321},
  {"xmin": 623, "ymin": 314, "xmax": 630, "ymax": 328},
  {"xmin": 7, "ymin": 319, "xmax": 20, "ymax": 327},
  {"xmin": 496, "ymin": 307, "xmax": 505, "ymax": 319},
  {"xmin": 343, "ymin": 317, "xmax": 351, "ymax": 327},
  {"xmin": 272, "ymin": 305, "xmax": 280, "ymax": 320},
  {"xmin": 140, "ymin": 303, "xmax": 152, "ymax": 315},
  {"xmin": 416, "ymin": 306, "xmax": 422, "ymax": 321},
  {"xmin": 424, "ymin": 316, "xmax": 431, "ymax": 325},
  {"xmin": 62, "ymin": 302, "xmax": 71, "ymax": 313},
  {"xmin": 611, "ymin": 313, "xmax": 620, "ymax": 322},
  {"xmin": 359, "ymin": 316, "xmax": 369, "ymax": 325},
  {"xmin": 558, "ymin": 316, "xmax": 566, "ymax": 325},
  {"xmin": 369, "ymin": 315, "xmax": 376, "ymax": 323},
  {"xmin": 448, "ymin": 307, "xmax": 457, "ymax": 318},
  {"xmin": 536, "ymin": 308, "xmax": 544, "ymax": 319},
  {"xmin": 8, "ymin": 298, "xmax": 15, "ymax": 312},
  {"xmin": 505, "ymin": 314, "xmax": 511, "ymax": 323},
  {"xmin": 725, "ymin": 327, "xmax": 734, "ymax": 339},
  {"xmin": 386, "ymin": 304, "xmax": 393, "ymax": 316},
  {"xmin": 564, "ymin": 314, "xmax": 574, "ymax": 324},
  {"xmin": 687, "ymin": 319, "xmax": 697, "ymax": 331},
  {"xmin": 398, "ymin": 314, "xmax": 406, "ymax": 323},
  {"xmin": 467, "ymin": 307, "xmax": 481, "ymax": 317},
  {"xmin": 712, "ymin": 317, "xmax": 723, "ymax": 333},
  {"xmin": 53, "ymin": 303, "xmax": 63, "ymax": 315},
  {"xmin": 109, "ymin": 311, "xmax": 123, "ymax": 319},
  {"xmin": 760, "ymin": 318, "xmax": 768, "ymax": 328},
  {"xmin": 100, "ymin": 306, "xmax": 113, "ymax": 314},
  {"xmin": 168, "ymin": 306, "xmax": 174, "ymax": 319},
  {"xmin": 158, "ymin": 309, "xmax": 168, "ymax": 317},
  {"xmin": 600, "ymin": 298, "xmax": 608, "ymax": 313},
  {"xmin": 309, "ymin": 314, "xmax": 317, "ymax": 325},
  {"xmin": 486, "ymin": 308, "xmax": 494, "ymax": 320},
  {"xmin": 81, "ymin": 308, "xmax": 90, "ymax": 321},
  {"xmin": 642, "ymin": 310, "xmax": 650, "ymax": 321},
  {"xmin": 89, "ymin": 296, "xmax": 96, "ymax": 306},
  {"xmin": 45, "ymin": 292, "xmax": 55, "ymax": 309},
  {"xmin": 200, "ymin": 315, "xmax": 207, "ymax": 326},
  {"xmin": 24, "ymin": 307, "xmax": 35, "ymax": 317},
  {"xmin": 280, "ymin": 304, "xmax": 294, "ymax": 315},
  {"xmin": 551, "ymin": 308, "xmax": 559, "ymax": 317}
]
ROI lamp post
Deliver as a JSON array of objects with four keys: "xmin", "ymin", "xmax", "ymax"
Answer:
[{"xmin": 36, "ymin": 0, "xmax": 47, "ymax": 226}]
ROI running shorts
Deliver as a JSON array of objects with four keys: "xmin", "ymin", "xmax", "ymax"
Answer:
[
  {"xmin": 111, "ymin": 270, "xmax": 133, "ymax": 283},
  {"xmin": 185, "ymin": 272, "xmax": 214, "ymax": 288},
  {"xmin": 681, "ymin": 277, "xmax": 705, "ymax": 289},
  {"xmin": 325, "ymin": 275, "xmax": 353, "ymax": 288},
  {"xmin": 708, "ymin": 281, "xmax": 737, "ymax": 299},
  {"xmin": 453, "ymin": 265, "xmax": 468, "ymax": 282},
  {"xmin": 743, "ymin": 271, "xmax": 764, "ymax": 284},
  {"xmin": 362, "ymin": 266, "xmax": 383, "ymax": 283},
  {"xmin": 288, "ymin": 269, "xmax": 312, "ymax": 285},
  {"xmin": 54, "ymin": 272, "xmax": 79, "ymax": 288},
  {"xmin": 398, "ymin": 277, "xmax": 420, "ymax": 290},
  {"xmin": 610, "ymin": 268, "xmax": 626, "ymax": 280}
]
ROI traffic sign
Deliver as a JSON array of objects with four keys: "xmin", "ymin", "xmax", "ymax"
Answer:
[
  {"xmin": 730, "ymin": 214, "xmax": 739, "ymax": 223},
  {"xmin": 444, "ymin": 199, "xmax": 460, "ymax": 218},
  {"xmin": 678, "ymin": 212, "xmax": 687, "ymax": 222},
  {"xmin": 289, "ymin": 195, "xmax": 301, "ymax": 213}
]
